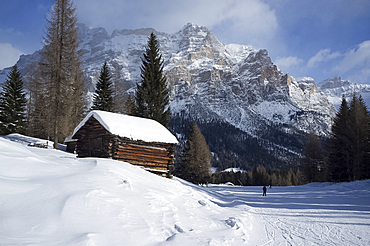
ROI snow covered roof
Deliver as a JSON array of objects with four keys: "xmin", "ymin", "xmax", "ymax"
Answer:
[{"xmin": 72, "ymin": 110, "xmax": 178, "ymax": 144}]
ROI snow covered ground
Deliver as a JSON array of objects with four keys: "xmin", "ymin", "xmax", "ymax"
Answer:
[{"xmin": 1, "ymin": 134, "xmax": 369, "ymax": 245}]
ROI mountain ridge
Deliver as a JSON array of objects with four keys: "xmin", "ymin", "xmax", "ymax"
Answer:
[{"xmin": 319, "ymin": 76, "xmax": 370, "ymax": 108}]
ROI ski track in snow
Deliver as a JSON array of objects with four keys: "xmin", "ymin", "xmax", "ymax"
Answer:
[
  {"xmin": 201, "ymin": 184, "xmax": 370, "ymax": 246},
  {"xmin": 1, "ymin": 134, "xmax": 370, "ymax": 245}
]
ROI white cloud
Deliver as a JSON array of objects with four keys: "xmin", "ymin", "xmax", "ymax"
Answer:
[
  {"xmin": 274, "ymin": 56, "xmax": 304, "ymax": 73},
  {"xmin": 213, "ymin": 0, "xmax": 278, "ymax": 45},
  {"xmin": 74, "ymin": 0, "xmax": 278, "ymax": 47},
  {"xmin": 334, "ymin": 41, "xmax": 370, "ymax": 73},
  {"xmin": 332, "ymin": 40, "xmax": 370, "ymax": 83},
  {"xmin": 307, "ymin": 49, "xmax": 341, "ymax": 68},
  {"xmin": 0, "ymin": 43, "xmax": 23, "ymax": 70}
]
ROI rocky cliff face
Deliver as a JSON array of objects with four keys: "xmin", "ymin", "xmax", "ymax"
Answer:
[
  {"xmin": 319, "ymin": 76, "xmax": 370, "ymax": 108},
  {"xmin": 1, "ymin": 23, "xmax": 340, "ymax": 169},
  {"xmin": 161, "ymin": 24, "xmax": 335, "ymax": 137}
]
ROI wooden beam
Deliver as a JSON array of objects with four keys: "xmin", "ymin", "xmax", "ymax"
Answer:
[
  {"xmin": 115, "ymin": 158, "xmax": 168, "ymax": 169},
  {"xmin": 116, "ymin": 150, "xmax": 169, "ymax": 160},
  {"xmin": 115, "ymin": 155, "xmax": 169, "ymax": 165}
]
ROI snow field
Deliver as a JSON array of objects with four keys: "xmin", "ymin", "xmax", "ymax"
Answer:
[
  {"xmin": 0, "ymin": 136, "xmax": 251, "ymax": 245},
  {"xmin": 204, "ymin": 183, "xmax": 370, "ymax": 245},
  {"xmin": 1, "ymin": 134, "xmax": 369, "ymax": 245}
]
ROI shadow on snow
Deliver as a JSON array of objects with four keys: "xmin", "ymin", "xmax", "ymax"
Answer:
[{"xmin": 197, "ymin": 181, "xmax": 370, "ymax": 212}]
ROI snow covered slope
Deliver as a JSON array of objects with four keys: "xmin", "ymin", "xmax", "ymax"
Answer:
[
  {"xmin": 1, "ymin": 134, "xmax": 369, "ymax": 245},
  {"xmin": 319, "ymin": 76, "xmax": 370, "ymax": 109}
]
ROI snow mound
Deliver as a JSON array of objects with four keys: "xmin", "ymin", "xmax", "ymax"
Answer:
[{"xmin": 0, "ymin": 135, "xmax": 249, "ymax": 245}]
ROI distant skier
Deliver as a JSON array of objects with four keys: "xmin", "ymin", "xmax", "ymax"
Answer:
[{"xmin": 262, "ymin": 185, "xmax": 267, "ymax": 196}]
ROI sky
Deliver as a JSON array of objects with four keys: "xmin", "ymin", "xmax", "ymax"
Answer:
[{"xmin": 1, "ymin": 0, "xmax": 370, "ymax": 84}]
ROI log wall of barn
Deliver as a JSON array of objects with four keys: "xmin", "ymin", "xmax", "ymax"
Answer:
[
  {"xmin": 74, "ymin": 117, "xmax": 115, "ymax": 158},
  {"xmin": 114, "ymin": 138, "xmax": 175, "ymax": 177},
  {"xmin": 73, "ymin": 117, "xmax": 176, "ymax": 178}
]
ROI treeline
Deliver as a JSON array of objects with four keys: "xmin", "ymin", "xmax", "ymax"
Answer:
[
  {"xmin": 170, "ymin": 116, "xmax": 301, "ymax": 171},
  {"xmin": 174, "ymin": 93, "xmax": 370, "ymax": 186},
  {"xmin": 301, "ymin": 94, "xmax": 370, "ymax": 183},
  {"xmin": 211, "ymin": 165, "xmax": 302, "ymax": 186},
  {"xmin": 170, "ymin": 114, "xmax": 304, "ymax": 186}
]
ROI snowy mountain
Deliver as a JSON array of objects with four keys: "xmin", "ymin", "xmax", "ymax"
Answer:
[
  {"xmin": 319, "ymin": 76, "xmax": 370, "ymax": 109},
  {"xmin": 0, "ymin": 23, "xmax": 338, "ymax": 169},
  {"xmin": 1, "ymin": 134, "xmax": 369, "ymax": 245},
  {"xmin": 78, "ymin": 23, "xmax": 335, "ymax": 135}
]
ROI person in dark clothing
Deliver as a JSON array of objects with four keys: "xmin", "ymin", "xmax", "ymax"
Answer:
[{"xmin": 262, "ymin": 185, "xmax": 267, "ymax": 196}]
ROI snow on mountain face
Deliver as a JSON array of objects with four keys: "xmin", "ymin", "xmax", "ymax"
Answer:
[
  {"xmin": 161, "ymin": 24, "xmax": 335, "ymax": 136},
  {"xmin": 319, "ymin": 76, "xmax": 370, "ymax": 109},
  {"xmin": 0, "ymin": 51, "xmax": 41, "ymax": 89}
]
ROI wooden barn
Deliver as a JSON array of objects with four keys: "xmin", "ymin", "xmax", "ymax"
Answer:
[{"xmin": 71, "ymin": 110, "xmax": 178, "ymax": 178}]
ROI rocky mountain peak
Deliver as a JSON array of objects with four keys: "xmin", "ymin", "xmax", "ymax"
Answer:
[
  {"xmin": 180, "ymin": 23, "xmax": 209, "ymax": 37},
  {"xmin": 111, "ymin": 28, "xmax": 162, "ymax": 38},
  {"xmin": 78, "ymin": 23, "xmax": 110, "ymax": 47},
  {"xmin": 319, "ymin": 76, "xmax": 351, "ymax": 89},
  {"xmin": 179, "ymin": 23, "xmax": 223, "ymax": 49},
  {"xmin": 175, "ymin": 23, "xmax": 216, "ymax": 54},
  {"xmin": 319, "ymin": 76, "xmax": 370, "ymax": 108}
]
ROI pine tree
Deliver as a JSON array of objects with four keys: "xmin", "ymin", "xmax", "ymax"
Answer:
[
  {"xmin": 328, "ymin": 94, "xmax": 370, "ymax": 181},
  {"xmin": 0, "ymin": 65, "xmax": 27, "ymax": 135},
  {"xmin": 348, "ymin": 94, "xmax": 370, "ymax": 180},
  {"xmin": 328, "ymin": 97, "xmax": 351, "ymax": 182},
  {"xmin": 92, "ymin": 61, "xmax": 114, "ymax": 111},
  {"xmin": 27, "ymin": 64, "xmax": 52, "ymax": 139},
  {"xmin": 124, "ymin": 95, "xmax": 136, "ymax": 115},
  {"xmin": 133, "ymin": 32, "xmax": 170, "ymax": 127},
  {"xmin": 252, "ymin": 165, "xmax": 270, "ymax": 186},
  {"xmin": 29, "ymin": 0, "xmax": 86, "ymax": 148},
  {"xmin": 176, "ymin": 122, "xmax": 212, "ymax": 184},
  {"xmin": 301, "ymin": 132, "xmax": 324, "ymax": 183}
]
